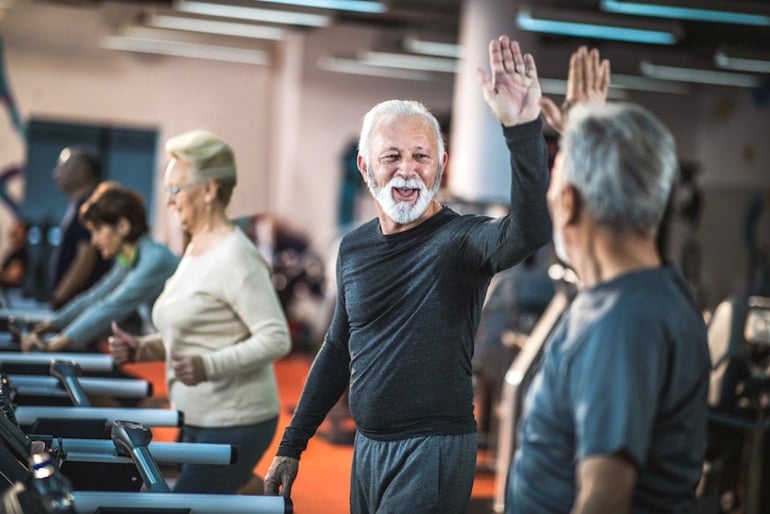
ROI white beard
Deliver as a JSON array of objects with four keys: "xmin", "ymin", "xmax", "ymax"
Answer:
[{"xmin": 367, "ymin": 171, "xmax": 441, "ymax": 225}]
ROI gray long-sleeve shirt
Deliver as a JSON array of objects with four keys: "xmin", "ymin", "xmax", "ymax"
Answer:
[{"xmin": 278, "ymin": 118, "xmax": 551, "ymax": 458}]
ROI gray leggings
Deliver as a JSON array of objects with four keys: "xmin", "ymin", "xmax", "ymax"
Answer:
[
  {"xmin": 172, "ymin": 416, "xmax": 278, "ymax": 494},
  {"xmin": 350, "ymin": 432, "xmax": 477, "ymax": 514}
]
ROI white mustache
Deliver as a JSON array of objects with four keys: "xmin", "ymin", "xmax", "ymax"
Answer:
[{"xmin": 388, "ymin": 177, "xmax": 427, "ymax": 191}]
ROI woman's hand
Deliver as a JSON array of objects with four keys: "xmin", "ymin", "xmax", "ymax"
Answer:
[
  {"xmin": 109, "ymin": 321, "xmax": 139, "ymax": 365},
  {"xmin": 20, "ymin": 332, "xmax": 46, "ymax": 352},
  {"xmin": 170, "ymin": 352, "xmax": 206, "ymax": 386}
]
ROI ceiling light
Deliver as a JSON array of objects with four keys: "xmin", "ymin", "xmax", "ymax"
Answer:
[
  {"xmin": 516, "ymin": 6, "xmax": 681, "ymax": 45},
  {"xmin": 361, "ymin": 51, "xmax": 458, "ymax": 73},
  {"xmin": 715, "ymin": 47, "xmax": 770, "ymax": 74},
  {"xmin": 403, "ymin": 36, "xmax": 461, "ymax": 59},
  {"xmin": 601, "ymin": 0, "xmax": 770, "ymax": 26},
  {"xmin": 175, "ymin": 0, "xmax": 331, "ymax": 27},
  {"xmin": 318, "ymin": 56, "xmax": 433, "ymax": 81},
  {"xmin": 102, "ymin": 35, "xmax": 270, "ymax": 65},
  {"xmin": 640, "ymin": 61, "xmax": 763, "ymax": 88},
  {"xmin": 539, "ymin": 78, "xmax": 628, "ymax": 99},
  {"xmin": 148, "ymin": 14, "xmax": 286, "ymax": 40},
  {"xmin": 253, "ymin": 0, "xmax": 386, "ymax": 14},
  {"xmin": 611, "ymin": 73, "xmax": 690, "ymax": 94}
]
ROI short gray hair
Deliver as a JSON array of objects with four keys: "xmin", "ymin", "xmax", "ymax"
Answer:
[
  {"xmin": 165, "ymin": 130, "xmax": 237, "ymax": 206},
  {"xmin": 560, "ymin": 103, "xmax": 677, "ymax": 234},
  {"xmin": 358, "ymin": 99, "xmax": 446, "ymax": 170}
]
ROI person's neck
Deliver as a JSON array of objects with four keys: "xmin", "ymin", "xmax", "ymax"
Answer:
[
  {"xmin": 571, "ymin": 226, "xmax": 661, "ymax": 289},
  {"xmin": 377, "ymin": 200, "xmax": 442, "ymax": 235},
  {"xmin": 187, "ymin": 212, "xmax": 234, "ymax": 256},
  {"xmin": 68, "ymin": 183, "xmax": 96, "ymax": 201},
  {"xmin": 118, "ymin": 241, "xmax": 138, "ymax": 267}
]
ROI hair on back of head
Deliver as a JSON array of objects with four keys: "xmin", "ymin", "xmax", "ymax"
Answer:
[
  {"xmin": 560, "ymin": 102, "xmax": 678, "ymax": 235},
  {"xmin": 61, "ymin": 145, "xmax": 102, "ymax": 181}
]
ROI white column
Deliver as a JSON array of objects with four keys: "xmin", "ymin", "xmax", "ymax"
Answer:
[
  {"xmin": 448, "ymin": 0, "xmax": 536, "ymax": 206},
  {"xmin": 270, "ymin": 32, "xmax": 305, "ymax": 216}
]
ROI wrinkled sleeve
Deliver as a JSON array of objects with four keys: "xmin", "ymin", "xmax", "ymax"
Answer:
[{"xmin": 200, "ymin": 255, "xmax": 292, "ymax": 380}]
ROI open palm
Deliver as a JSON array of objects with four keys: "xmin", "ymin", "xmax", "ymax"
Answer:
[{"xmin": 477, "ymin": 35, "xmax": 542, "ymax": 127}]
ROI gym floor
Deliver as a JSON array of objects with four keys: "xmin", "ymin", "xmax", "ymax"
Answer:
[{"xmin": 124, "ymin": 349, "xmax": 497, "ymax": 513}]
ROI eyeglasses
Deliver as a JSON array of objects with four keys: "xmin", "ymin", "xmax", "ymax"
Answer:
[{"xmin": 164, "ymin": 181, "xmax": 201, "ymax": 198}]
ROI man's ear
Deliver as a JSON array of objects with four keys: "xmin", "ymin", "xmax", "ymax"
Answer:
[
  {"xmin": 560, "ymin": 185, "xmax": 581, "ymax": 226},
  {"xmin": 357, "ymin": 154, "xmax": 368, "ymax": 183}
]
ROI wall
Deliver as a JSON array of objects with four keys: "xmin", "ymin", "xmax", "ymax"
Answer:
[
  {"xmin": 1, "ymin": 2, "xmax": 768, "ymax": 307},
  {"xmin": 694, "ymin": 88, "xmax": 770, "ymax": 305}
]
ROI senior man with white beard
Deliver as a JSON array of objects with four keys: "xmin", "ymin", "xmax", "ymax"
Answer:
[{"xmin": 265, "ymin": 35, "xmax": 552, "ymax": 514}]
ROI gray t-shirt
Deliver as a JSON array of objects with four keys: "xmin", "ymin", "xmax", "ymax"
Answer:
[{"xmin": 508, "ymin": 265, "xmax": 710, "ymax": 513}]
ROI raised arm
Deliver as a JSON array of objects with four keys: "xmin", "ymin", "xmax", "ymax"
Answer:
[
  {"xmin": 541, "ymin": 46, "xmax": 611, "ymax": 134},
  {"xmin": 477, "ymin": 35, "xmax": 542, "ymax": 127}
]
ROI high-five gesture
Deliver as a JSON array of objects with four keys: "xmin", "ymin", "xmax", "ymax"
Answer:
[
  {"xmin": 541, "ymin": 46, "xmax": 610, "ymax": 134},
  {"xmin": 477, "ymin": 35, "xmax": 542, "ymax": 127}
]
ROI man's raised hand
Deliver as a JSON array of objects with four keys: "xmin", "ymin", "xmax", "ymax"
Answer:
[
  {"xmin": 541, "ymin": 46, "xmax": 611, "ymax": 134},
  {"xmin": 477, "ymin": 35, "xmax": 542, "ymax": 127}
]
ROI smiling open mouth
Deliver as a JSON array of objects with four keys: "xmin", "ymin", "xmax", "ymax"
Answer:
[{"xmin": 392, "ymin": 187, "xmax": 419, "ymax": 202}]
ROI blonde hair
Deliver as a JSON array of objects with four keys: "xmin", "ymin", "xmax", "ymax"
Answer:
[{"xmin": 165, "ymin": 130, "xmax": 237, "ymax": 206}]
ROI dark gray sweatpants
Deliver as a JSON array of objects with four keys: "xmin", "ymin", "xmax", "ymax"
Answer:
[{"xmin": 350, "ymin": 432, "xmax": 477, "ymax": 514}]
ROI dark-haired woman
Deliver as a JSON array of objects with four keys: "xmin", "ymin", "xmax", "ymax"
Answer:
[{"xmin": 21, "ymin": 181, "xmax": 179, "ymax": 352}]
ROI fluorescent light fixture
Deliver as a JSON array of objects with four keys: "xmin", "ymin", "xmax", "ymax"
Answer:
[
  {"xmin": 403, "ymin": 36, "xmax": 462, "ymax": 59},
  {"xmin": 611, "ymin": 73, "xmax": 689, "ymax": 94},
  {"xmin": 715, "ymin": 48, "xmax": 770, "ymax": 74},
  {"xmin": 318, "ymin": 56, "xmax": 433, "ymax": 81},
  {"xmin": 254, "ymin": 0, "xmax": 385, "ymax": 14},
  {"xmin": 540, "ymin": 78, "xmax": 628, "ymax": 99},
  {"xmin": 516, "ymin": 6, "xmax": 680, "ymax": 45},
  {"xmin": 601, "ymin": 0, "xmax": 770, "ymax": 26},
  {"xmin": 640, "ymin": 61, "xmax": 763, "ymax": 88},
  {"xmin": 361, "ymin": 51, "xmax": 458, "ymax": 73},
  {"xmin": 102, "ymin": 35, "xmax": 270, "ymax": 65},
  {"xmin": 148, "ymin": 14, "xmax": 286, "ymax": 40},
  {"xmin": 175, "ymin": 0, "xmax": 331, "ymax": 27}
]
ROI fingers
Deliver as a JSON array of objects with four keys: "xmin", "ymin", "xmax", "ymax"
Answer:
[
  {"xmin": 264, "ymin": 475, "xmax": 279, "ymax": 496},
  {"xmin": 523, "ymin": 53, "xmax": 538, "ymax": 79},
  {"xmin": 487, "ymin": 37, "xmax": 504, "ymax": 87},
  {"xmin": 508, "ymin": 38, "xmax": 524, "ymax": 74},
  {"xmin": 264, "ymin": 457, "xmax": 298, "ymax": 498},
  {"xmin": 566, "ymin": 46, "xmax": 585, "ymax": 103},
  {"xmin": 598, "ymin": 58, "xmax": 611, "ymax": 96},
  {"xmin": 281, "ymin": 478, "xmax": 293, "ymax": 498},
  {"xmin": 585, "ymin": 48, "xmax": 598, "ymax": 92},
  {"xmin": 111, "ymin": 321, "xmax": 130, "ymax": 339},
  {"xmin": 20, "ymin": 334, "xmax": 45, "ymax": 352}
]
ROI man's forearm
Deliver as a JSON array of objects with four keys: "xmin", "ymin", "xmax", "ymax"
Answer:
[
  {"xmin": 277, "ymin": 342, "xmax": 351, "ymax": 459},
  {"xmin": 52, "ymin": 244, "xmax": 98, "ymax": 305}
]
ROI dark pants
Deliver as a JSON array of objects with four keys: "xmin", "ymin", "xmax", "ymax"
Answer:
[
  {"xmin": 350, "ymin": 432, "xmax": 477, "ymax": 514},
  {"xmin": 173, "ymin": 416, "xmax": 278, "ymax": 494}
]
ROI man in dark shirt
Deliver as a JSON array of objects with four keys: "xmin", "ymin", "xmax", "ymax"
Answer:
[
  {"xmin": 507, "ymin": 102, "xmax": 710, "ymax": 513},
  {"xmin": 264, "ymin": 36, "xmax": 551, "ymax": 513},
  {"xmin": 49, "ymin": 145, "xmax": 112, "ymax": 309}
]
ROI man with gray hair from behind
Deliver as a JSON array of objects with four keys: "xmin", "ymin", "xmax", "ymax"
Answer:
[{"xmin": 506, "ymin": 101, "xmax": 711, "ymax": 513}]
